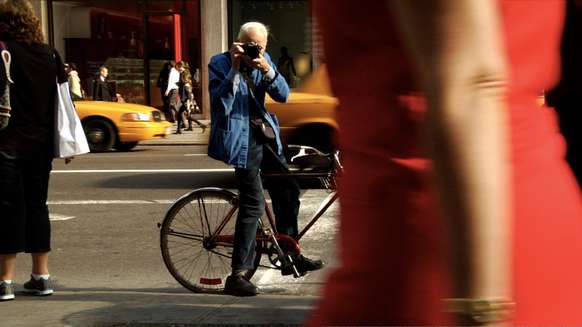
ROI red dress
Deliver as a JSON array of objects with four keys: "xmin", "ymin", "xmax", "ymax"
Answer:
[{"xmin": 311, "ymin": 0, "xmax": 582, "ymax": 325}]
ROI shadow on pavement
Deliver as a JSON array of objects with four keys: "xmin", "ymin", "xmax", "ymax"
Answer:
[
  {"xmin": 54, "ymin": 289, "xmax": 313, "ymax": 327},
  {"xmin": 96, "ymin": 172, "xmax": 329, "ymax": 190}
]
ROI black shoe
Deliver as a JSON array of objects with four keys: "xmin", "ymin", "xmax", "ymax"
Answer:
[
  {"xmin": 185, "ymin": 127, "xmax": 193, "ymax": 131},
  {"xmin": 175, "ymin": 129, "xmax": 182, "ymax": 134},
  {"xmin": 224, "ymin": 275, "xmax": 258, "ymax": 297},
  {"xmin": 281, "ymin": 254, "xmax": 324, "ymax": 276},
  {"xmin": 242, "ymin": 270, "xmax": 255, "ymax": 281}
]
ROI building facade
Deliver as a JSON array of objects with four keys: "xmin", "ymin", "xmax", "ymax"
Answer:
[{"xmin": 31, "ymin": 0, "xmax": 318, "ymax": 119}]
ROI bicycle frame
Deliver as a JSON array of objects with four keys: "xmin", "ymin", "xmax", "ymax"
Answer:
[{"xmin": 206, "ymin": 152, "xmax": 341, "ymax": 257}]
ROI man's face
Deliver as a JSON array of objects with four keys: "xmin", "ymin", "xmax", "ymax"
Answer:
[
  {"xmin": 100, "ymin": 68, "xmax": 108, "ymax": 78},
  {"xmin": 240, "ymin": 29, "xmax": 267, "ymax": 55}
]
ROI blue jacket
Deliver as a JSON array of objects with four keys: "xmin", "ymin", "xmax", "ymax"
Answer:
[{"xmin": 207, "ymin": 52, "xmax": 289, "ymax": 168}]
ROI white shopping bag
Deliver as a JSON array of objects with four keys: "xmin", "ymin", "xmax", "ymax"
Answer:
[{"xmin": 54, "ymin": 81, "xmax": 89, "ymax": 158}]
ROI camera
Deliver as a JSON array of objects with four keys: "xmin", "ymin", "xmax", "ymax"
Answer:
[{"xmin": 242, "ymin": 43, "xmax": 262, "ymax": 59}]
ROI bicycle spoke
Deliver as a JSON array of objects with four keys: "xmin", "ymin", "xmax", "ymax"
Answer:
[
  {"xmin": 198, "ymin": 196, "xmax": 213, "ymax": 237},
  {"xmin": 175, "ymin": 202, "xmax": 199, "ymax": 235},
  {"xmin": 166, "ymin": 230, "xmax": 203, "ymax": 242},
  {"xmin": 161, "ymin": 189, "xmax": 242, "ymax": 292}
]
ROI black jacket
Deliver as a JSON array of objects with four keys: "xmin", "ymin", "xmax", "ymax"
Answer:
[{"xmin": 92, "ymin": 77, "xmax": 113, "ymax": 101}]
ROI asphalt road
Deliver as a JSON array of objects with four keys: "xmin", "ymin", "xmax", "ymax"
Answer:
[{"xmin": 17, "ymin": 144, "xmax": 339, "ymax": 298}]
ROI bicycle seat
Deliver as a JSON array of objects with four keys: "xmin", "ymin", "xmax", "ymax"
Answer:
[{"xmin": 286, "ymin": 145, "xmax": 333, "ymax": 172}]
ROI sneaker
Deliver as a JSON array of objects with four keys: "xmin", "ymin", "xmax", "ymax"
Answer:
[
  {"xmin": 0, "ymin": 282, "xmax": 14, "ymax": 301},
  {"xmin": 23, "ymin": 275, "xmax": 53, "ymax": 296},
  {"xmin": 224, "ymin": 274, "xmax": 258, "ymax": 297},
  {"xmin": 282, "ymin": 254, "xmax": 324, "ymax": 276}
]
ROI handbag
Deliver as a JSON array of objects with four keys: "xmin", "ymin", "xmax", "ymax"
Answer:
[
  {"xmin": 250, "ymin": 116, "xmax": 276, "ymax": 140},
  {"xmin": 54, "ymin": 80, "xmax": 90, "ymax": 158}
]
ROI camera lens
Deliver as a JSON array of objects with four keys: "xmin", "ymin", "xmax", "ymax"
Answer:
[{"xmin": 243, "ymin": 43, "xmax": 260, "ymax": 59}]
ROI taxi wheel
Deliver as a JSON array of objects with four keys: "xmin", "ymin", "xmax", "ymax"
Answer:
[
  {"xmin": 83, "ymin": 119, "xmax": 117, "ymax": 152},
  {"xmin": 114, "ymin": 141, "xmax": 138, "ymax": 152}
]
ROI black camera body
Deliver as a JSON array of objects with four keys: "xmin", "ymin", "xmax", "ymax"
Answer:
[{"xmin": 242, "ymin": 43, "xmax": 261, "ymax": 59}]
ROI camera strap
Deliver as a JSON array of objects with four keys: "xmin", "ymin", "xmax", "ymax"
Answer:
[{"xmin": 241, "ymin": 70, "xmax": 279, "ymax": 147}]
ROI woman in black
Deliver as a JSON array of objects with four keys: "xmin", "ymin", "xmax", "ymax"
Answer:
[{"xmin": 0, "ymin": 0, "xmax": 65, "ymax": 301}]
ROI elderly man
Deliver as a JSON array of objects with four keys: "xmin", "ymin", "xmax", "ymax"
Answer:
[{"xmin": 208, "ymin": 22, "xmax": 323, "ymax": 296}]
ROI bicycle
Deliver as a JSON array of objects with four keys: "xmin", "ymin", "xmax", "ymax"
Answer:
[{"xmin": 159, "ymin": 145, "xmax": 342, "ymax": 293}]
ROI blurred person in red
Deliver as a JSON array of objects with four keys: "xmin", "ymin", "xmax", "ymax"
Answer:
[{"xmin": 311, "ymin": 0, "xmax": 582, "ymax": 325}]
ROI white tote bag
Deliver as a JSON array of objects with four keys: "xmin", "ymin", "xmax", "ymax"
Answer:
[{"xmin": 54, "ymin": 81, "xmax": 90, "ymax": 158}]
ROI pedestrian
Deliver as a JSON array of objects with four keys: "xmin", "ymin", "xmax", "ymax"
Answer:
[
  {"xmin": 208, "ymin": 21, "xmax": 323, "ymax": 297},
  {"xmin": 177, "ymin": 62, "xmax": 207, "ymax": 133},
  {"xmin": 65, "ymin": 62, "xmax": 83, "ymax": 100},
  {"xmin": 176, "ymin": 61, "xmax": 190, "ymax": 134},
  {"xmin": 156, "ymin": 61, "xmax": 173, "ymax": 116},
  {"xmin": 310, "ymin": 0, "xmax": 582, "ymax": 325},
  {"xmin": 276, "ymin": 46, "xmax": 297, "ymax": 87},
  {"xmin": 91, "ymin": 66, "xmax": 114, "ymax": 101},
  {"xmin": 0, "ymin": 0, "xmax": 68, "ymax": 301},
  {"xmin": 165, "ymin": 61, "xmax": 183, "ymax": 124}
]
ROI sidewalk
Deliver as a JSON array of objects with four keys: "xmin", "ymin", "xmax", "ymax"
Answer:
[
  {"xmin": 3, "ymin": 289, "xmax": 315, "ymax": 326},
  {"xmin": 141, "ymin": 121, "xmax": 210, "ymax": 146}
]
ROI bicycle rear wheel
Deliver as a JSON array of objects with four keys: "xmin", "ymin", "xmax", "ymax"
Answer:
[{"xmin": 160, "ymin": 187, "xmax": 263, "ymax": 293}]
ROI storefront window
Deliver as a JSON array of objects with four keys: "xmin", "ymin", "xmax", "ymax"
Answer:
[
  {"xmin": 51, "ymin": 0, "xmax": 201, "ymax": 108},
  {"xmin": 229, "ymin": 0, "xmax": 312, "ymax": 88}
]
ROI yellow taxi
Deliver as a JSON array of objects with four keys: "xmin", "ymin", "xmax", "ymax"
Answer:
[
  {"xmin": 266, "ymin": 65, "xmax": 339, "ymax": 152},
  {"xmin": 74, "ymin": 101, "xmax": 173, "ymax": 152}
]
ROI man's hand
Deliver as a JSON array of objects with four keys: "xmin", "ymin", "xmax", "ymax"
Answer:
[
  {"xmin": 230, "ymin": 42, "xmax": 244, "ymax": 71},
  {"xmin": 246, "ymin": 53, "xmax": 272, "ymax": 74}
]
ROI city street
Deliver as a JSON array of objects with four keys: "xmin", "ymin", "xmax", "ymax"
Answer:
[{"xmin": 34, "ymin": 144, "xmax": 339, "ymax": 297}]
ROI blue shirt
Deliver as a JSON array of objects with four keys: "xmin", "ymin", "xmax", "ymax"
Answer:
[{"xmin": 207, "ymin": 52, "xmax": 289, "ymax": 168}]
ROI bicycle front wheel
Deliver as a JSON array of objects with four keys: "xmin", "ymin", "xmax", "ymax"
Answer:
[{"xmin": 160, "ymin": 187, "xmax": 261, "ymax": 293}]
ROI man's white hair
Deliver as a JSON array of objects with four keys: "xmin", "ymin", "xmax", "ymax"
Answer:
[{"xmin": 237, "ymin": 22, "xmax": 269, "ymax": 41}]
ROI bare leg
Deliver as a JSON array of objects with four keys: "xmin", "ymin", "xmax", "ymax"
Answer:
[
  {"xmin": 31, "ymin": 252, "xmax": 49, "ymax": 275},
  {"xmin": 0, "ymin": 254, "xmax": 17, "ymax": 280}
]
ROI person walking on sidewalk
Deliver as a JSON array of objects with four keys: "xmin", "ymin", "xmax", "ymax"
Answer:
[
  {"xmin": 208, "ymin": 21, "xmax": 323, "ymax": 297},
  {"xmin": 0, "ymin": 0, "xmax": 65, "ymax": 301},
  {"xmin": 65, "ymin": 62, "xmax": 83, "ymax": 100},
  {"xmin": 165, "ymin": 61, "xmax": 184, "ymax": 125},
  {"xmin": 156, "ymin": 61, "xmax": 173, "ymax": 117},
  {"xmin": 177, "ymin": 61, "xmax": 207, "ymax": 133}
]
